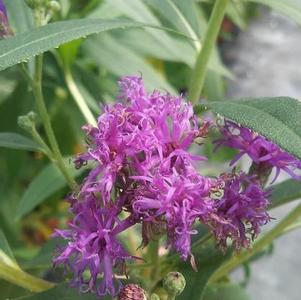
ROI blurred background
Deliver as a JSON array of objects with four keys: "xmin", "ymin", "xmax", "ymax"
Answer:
[{"xmin": 1, "ymin": 1, "xmax": 301, "ymax": 299}]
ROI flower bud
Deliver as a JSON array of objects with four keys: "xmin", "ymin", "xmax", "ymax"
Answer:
[
  {"xmin": 18, "ymin": 111, "xmax": 37, "ymax": 132},
  {"xmin": 24, "ymin": 0, "xmax": 48, "ymax": 9},
  {"xmin": 47, "ymin": 1, "xmax": 61, "ymax": 13},
  {"xmin": 150, "ymin": 293, "xmax": 160, "ymax": 300},
  {"xmin": 163, "ymin": 272, "xmax": 186, "ymax": 297},
  {"xmin": 118, "ymin": 284, "xmax": 147, "ymax": 300}
]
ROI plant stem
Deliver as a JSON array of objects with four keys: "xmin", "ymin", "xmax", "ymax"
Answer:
[
  {"xmin": 65, "ymin": 69, "xmax": 97, "ymax": 126},
  {"xmin": 32, "ymin": 55, "xmax": 76, "ymax": 189},
  {"xmin": 188, "ymin": 0, "xmax": 229, "ymax": 104},
  {"xmin": 209, "ymin": 201, "xmax": 301, "ymax": 283},
  {"xmin": 0, "ymin": 264, "xmax": 54, "ymax": 292},
  {"xmin": 20, "ymin": 4, "xmax": 76, "ymax": 189},
  {"xmin": 31, "ymin": 126, "xmax": 54, "ymax": 159},
  {"xmin": 148, "ymin": 239, "xmax": 160, "ymax": 291}
]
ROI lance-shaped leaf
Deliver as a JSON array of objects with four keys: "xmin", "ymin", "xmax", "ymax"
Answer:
[
  {"xmin": 16, "ymin": 159, "xmax": 84, "ymax": 219},
  {"xmin": 0, "ymin": 18, "xmax": 175, "ymax": 72},
  {"xmin": 206, "ymin": 97, "xmax": 301, "ymax": 161},
  {"xmin": 0, "ymin": 132, "xmax": 42, "ymax": 152}
]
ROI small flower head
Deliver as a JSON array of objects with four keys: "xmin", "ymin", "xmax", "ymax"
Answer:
[
  {"xmin": 133, "ymin": 169, "xmax": 214, "ymax": 260},
  {"xmin": 0, "ymin": 0, "xmax": 13, "ymax": 39},
  {"xmin": 118, "ymin": 284, "xmax": 147, "ymax": 300},
  {"xmin": 216, "ymin": 120, "xmax": 301, "ymax": 182},
  {"xmin": 53, "ymin": 195, "xmax": 135, "ymax": 298},
  {"xmin": 210, "ymin": 172, "xmax": 271, "ymax": 251}
]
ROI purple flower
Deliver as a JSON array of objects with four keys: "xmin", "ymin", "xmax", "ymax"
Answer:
[
  {"xmin": 0, "ymin": 0, "xmax": 12, "ymax": 39},
  {"xmin": 53, "ymin": 195, "xmax": 135, "ymax": 298},
  {"xmin": 210, "ymin": 173, "xmax": 271, "ymax": 251},
  {"xmin": 118, "ymin": 76, "xmax": 201, "ymax": 158},
  {"xmin": 55, "ymin": 76, "xmax": 273, "ymax": 298},
  {"xmin": 216, "ymin": 120, "xmax": 301, "ymax": 181},
  {"xmin": 133, "ymin": 169, "xmax": 214, "ymax": 260},
  {"xmin": 75, "ymin": 76, "xmax": 206, "ymax": 203}
]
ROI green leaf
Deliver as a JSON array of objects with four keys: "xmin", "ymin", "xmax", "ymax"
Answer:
[
  {"xmin": 0, "ymin": 18, "xmax": 166, "ymax": 72},
  {"xmin": 107, "ymin": 0, "xmax": 199, "ymax": 66},
  {"xmin": 206, "ymin": 97, "xmax": 301, "ymax": 161},
  {"xmin": 178, "ymin": 243, "xmax": 232, "ymax": 300},
  {"xmin": 203, "ymin": 282, "xmax": 251, "ymax": 300},
  {"xmin": 172, "ymin": 0, "xmax": 204, "ymax": 37},
  {"xmin": 15, "ymin": 284, "xmax": 110, "ymax": 300},
  {"xmin": 250, "ymin": 0, "xmax": 301, "ymax": 26},
  {"xmin": 270, "ymin": 179, "xmax": 301, "ymax": 209},
  {"xmin": 58, "ymin": 39, "xmax": 83, "ymax": 68},
  {"xmin": 0, "ymin": 230, "xmax": 19, "ymax": 270},
  {"xmin": 16, "ymin": 160, "xmax": 83, "ymax": 219},
  {"xmin": 0, "ymin": 132, "xmax": 42, "ymax": 152},
  {"xmin": 146, "ymin": 0, "xmax": 201, "ymax": 47},
  {"xmin": 22, "ymin": 240, "xmax": 57, "ymax": 270},
  {"xmin": 226, "ymin": 1, "xmax": 248, "ymax": 30},
  {"xmin": 85, "ymin": 34, "xmax": 176, "ymax": 93}
]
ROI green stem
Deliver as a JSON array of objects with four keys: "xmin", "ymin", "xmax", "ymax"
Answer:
[
  {"xmin": 20, "ymin": 5, "xmax": 76, "ymax": 189},
  {"xmin": 209, "ymin": 201, "xmax": 301, "ymax": 283},
  {"xmin": 167, "ymin": 295, "xmax": 176, "ymax": 300},
  {"xmin": 188, "ymin": 0, "xmax": 229, "ymax": 104},
  {"xmin": 148, "ymin": 239, "xmax": 160, "ymax": 290},
  {"xmin": 0, "ymin": 264, "xmax": 54, "ymax": 292},
  {"xmin": 32, "ymin": 55, "xmax": 76, "ymax": 189},
  {"xmin": 65, "ymin": 69, "xmax": 97, "ymax": 126},
  {"xmin": 30, "ymin": 126, "xmax": 53, "ymax": 158}
]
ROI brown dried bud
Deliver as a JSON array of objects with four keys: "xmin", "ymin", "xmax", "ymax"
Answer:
[{"xmin": 118, "ymin": 284, "xmax": 147, "ymax": 300}]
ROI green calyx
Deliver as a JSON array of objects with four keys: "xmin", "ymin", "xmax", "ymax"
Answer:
[
  {"xmin": 25, "ymin": 0, "xmax": 60, "ymax": 12},
  {"xmin": 150, "ymin": 293, "xmax": 160, "ymax": 300},
  {"xmin": 18, "ymin": 111, "xmax": 37, "ymax": 132},
  {"xmin": 163, "ymin": 272, "xmax": 186, "ymax": 298},
  {"xmin": 24, "ymin": 0, "xmax": 48, "ymax": 9}
]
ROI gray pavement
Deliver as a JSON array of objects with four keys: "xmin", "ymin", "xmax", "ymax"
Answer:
[{"xmin": 226, "ymin": 8, "xmax": 301, "ymax": 300}]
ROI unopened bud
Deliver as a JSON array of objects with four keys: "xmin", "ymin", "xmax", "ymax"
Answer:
[
  {"xmin": 24, "ymin": 0, "xmax": 48, "ymax": 9},
  {"xmin": 150, "ymin": 293, "xmax": 160, "ymax": 300},
  {"xmin": 27, "ymin": 111, "xmax": 37, "ymax": 122},
  {"xmin": 55, "ymin": 87, "xmax": 68, "ymax": 99},
  {"xmin": 18, "ymin": 111, "xmax": 37, "ymax": 132},
  {"xmin": 118, "ymin": 284, "xmax": 147, "ymax": 300},
  {"xmin": 163, "ymin": 272, "xmax": 186, "ymax": 297},
  {"xmin": 47, "ymin": 0, "xmax": 61, "ymax": 12}
]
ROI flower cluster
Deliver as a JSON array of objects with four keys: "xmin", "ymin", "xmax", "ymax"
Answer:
[
  {"xmin": 53, "ymin": 195, "xmax": 135, "ymax": 297},
  {"xmin": 54, "ymin": 76, "xmax": 274, "ymax": 298},
  {"xmin": 216, "ymin": 120, "xmax": 301, "ymax": 182},
  {"xmin": 0, "ymin": 0, "xmax": 12, "ymax": 39},
  {"xmin": 209, "ymin": 173, "xmax": 271, "ymax": 251}
]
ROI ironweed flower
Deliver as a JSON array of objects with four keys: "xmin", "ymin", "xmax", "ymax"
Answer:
[
  {"xmin": 54, "ymin": 76, "xmax": 272, "ymax": 298},
  {"xmin": 210, "ymin": 172, "xmax": 271, "ymax": 251},
  {"xmin": 216, "ymin": 120, "xmax": 301, "ymax": 182},
  {"xmin": 0, "ymin": 0, "xmax": 13, "ymax": 39},
  {"xmin": 133, "ymin": 169, "xmax": 214, "ymax": 260},
  {"xmin": 75, "ymin": 76, "xmax": 207, "ymax": 204},
  {"xmin": 53, "ymin": 195, "xmax": 135, "ymax": 298}
]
